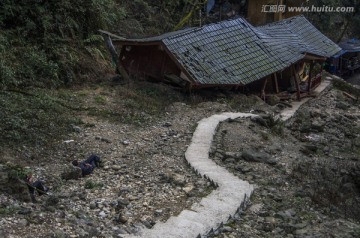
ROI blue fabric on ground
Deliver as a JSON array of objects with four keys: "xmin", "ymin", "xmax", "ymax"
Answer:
[{"xmin": 80, "ymin": 154, "xmax": 101, "ymax": 176}]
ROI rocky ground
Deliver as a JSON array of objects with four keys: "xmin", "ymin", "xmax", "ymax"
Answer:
[
  {"xmin": 0, "ymin": 79, "xmax": 264, "ymax": 238},
  {"xmin": 0, "ymin": 78, "xmax": 360, "ymax": 238},
  {"xmin": 207, "ymin": 85, "xmax": 360, "ymax": 237}
]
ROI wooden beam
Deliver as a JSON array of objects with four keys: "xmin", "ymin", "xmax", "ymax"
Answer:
[
  {"xmin": 262, "ymin": 78, "xmax": 268, "ymax": 100},
  {"xmin": 308, "ymin": 62, "xmax": 314, "ymax": 93},
  {"xmin": 103, "ymin": 37, "xmax": 130, "ymax": 81},
  {"xmin": 273, "ymin": 73, "xmax": 279, "ymax": 93},
  {"xmin": 291, "ymin": 65, "xmax": 301, "ymax": 101},
  {"xmin": 343, "ymin": 91, "xmax": 357, "ymax": 100},
  {"xmin": 303, "ymin": 53, "xmax": 327, "ymax": 61},
  {"xmin": 160, "ymin": 50, "xmax": 167, "ymax": 81},
  {"xmin": 98, "ymin": 29, "xmax": 125, "ymax": 40},
  {"xmin": 160, "ymin": 42, "xmax": 195, "ymax": 86},
  {"xmin": 279, "ymin": 0, "xmax": 284, "ymax": 21}
]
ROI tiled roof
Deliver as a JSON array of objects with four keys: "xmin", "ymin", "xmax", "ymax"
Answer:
[
  {"xmin": 257, "ymin": 15, "xmax": 341, "ymax": 58},
  {"xmin": 117, "ymin": 15, "xmax": 340, "ymax": 86},
  {"xmin": 163, "ymin": 19, "xmax": 294, "ymax": 85}
]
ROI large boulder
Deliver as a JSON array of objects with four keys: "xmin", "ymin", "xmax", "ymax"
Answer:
[
  {"xmin": 267, "ymin": 95, "xmax": 280, "ymax": 106},
  {"xmin": 61, "ymin": 164, "xmax": 82, "ymax": 180}
]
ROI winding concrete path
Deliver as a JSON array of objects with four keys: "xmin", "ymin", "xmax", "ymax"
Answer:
[
  {"xmin": 126, "ymin": 79, "xmax": 332, "ymax": 238},
  {"xmin": 126, "ymin": 113, "xmax": 257, "ymax": 238}
]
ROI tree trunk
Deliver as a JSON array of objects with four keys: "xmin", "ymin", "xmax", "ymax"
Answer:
[{"xmin": 336, "ymin": 19, "xmax": 350, "ymax": 43}]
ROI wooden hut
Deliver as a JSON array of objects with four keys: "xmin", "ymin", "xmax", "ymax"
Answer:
[{"xmin": 102, "ymin": 15, "xmax": 340, "ymax": 100}]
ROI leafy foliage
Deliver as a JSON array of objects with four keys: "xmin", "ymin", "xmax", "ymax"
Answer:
[
  {"xmin": 5, "ymin": 163, "xmax": 32, "ymax": 180},
  {"xmin": 306, "ymin": 0, "xmax": 360, "ymax": 41},
  {"xmin": 114, "ymin": 0, "xmax": 192, "ymax": 37},
  {"xmin": 0, "ymin": 0, "xmax": 125, "ymax": 40},
  {"xmin": 0, "ymin": 0, "xmax": 126, "ymax": 89}
]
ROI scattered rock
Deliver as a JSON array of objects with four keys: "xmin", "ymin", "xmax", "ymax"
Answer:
[
  {"xmin": 154, "ymin": 209, "xmax": 163, "ymax": 216},
  {"xmin": 100, "ymin": 137, "xmax": 112, "ymax": 143},
  {"xmin": 310, "ymin": 120, "xmax": 325, "ymax": 132},
  {"xmin": 336, "ymin": 101, "xmax": 350, "ymax": 110},
  {"xmin": 118, "ymin": 199, "xmax": 130, "ymax": 206},
  {"xmin": 61, "ymin": 165, "xmax": 82, "ymax": 180},
  {"xmin": 182, "ymin": 184, "xmax": 194, "ymax": 194},
  {"xmin": 223, "ymin": 152, "xmax": 242, "ymax": 160},
  {"xmin": 241, "ymin": 150, "xmax": 277, "ymax": 165},
  {"xmin": 172, "ymin": 174, "xmax": 186, "ymax": 186},
  {"xmin": 46, "ymin": 196, "xmax": 60, "ymax": 206},
  {"xmin": 117, "ymin": 214, "xmax": 128, "ymax": 224},
  {"xmin": 221, "ymin": 226, "xmax": 233, "ymax": 233},
  {"xmin": 275, "ymin": 209, "xmax": 296, "ymax": 220},
  {"xmin": 163, "ymin": 122, "xmax": 172, "ymax": 127},
  {"xmin": 18, "ymin": 208, "xmax": 32, "ymax": 215},
  {"xmin": 71, "ymin": 124, "xmax": 82, "ymax": 133},
  {"xmin": 267, "ymin": 95, "xmax": 280, "ymax": 106},
  {"xmin": 142, "ymin": 220, "xmax": 153, "ymax": 228},
  {"xmin": 248, "ymin": 203, "xmax": 263, "ymax": 214},
  {"xmin": 18, "ymin": 219, "xmax": 28, "ymax": 226},
  {"xmin": 99, "ymin": 211, "xmax": 107, "ymax": 218},
  {"xmin": 89, "ymin": 203, "xmax": 97, "ymax": 209}
]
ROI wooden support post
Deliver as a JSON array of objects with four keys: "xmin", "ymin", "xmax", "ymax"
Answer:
[
  {"xmin": 279, "ymin": 0, "xmax": 284, "ymax": 21},
  {"xmin": 308, "ymin": 62, "xmax": 314, "ymax": 93},
  {"xmin": 273, "ymin": 73, "xmax": 279, "ymax": 93},
  {"xmin": 160, "ymin": 49, "xmax": 167, "ymax": 81},
  {"xmin": 262, "ymin": 78, "xmax": 268, "ymax": 101},
  {"xmin": 291, "ymin": 65, "xmax": 301, "ymax": 101},
  {"xmin": 102, "ymin": 34, "xmax": 130, "ymax": 81}
]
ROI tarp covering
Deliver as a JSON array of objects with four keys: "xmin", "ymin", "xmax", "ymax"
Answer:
[{"xmin": 333, "ymin": 38, "xmax": 360, "ymax": 58}]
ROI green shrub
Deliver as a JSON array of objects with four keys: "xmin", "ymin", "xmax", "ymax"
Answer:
[
  {"xmin": 85, "ymin": 180, "xmax": 104, "ymax": 189},
  {"xmin": 0, "ymin": 207, "xmax": 18, "ymax": 215},
  {"xmin": 5, "ymin": 163, "xmax": 31, "ymax": 180}
]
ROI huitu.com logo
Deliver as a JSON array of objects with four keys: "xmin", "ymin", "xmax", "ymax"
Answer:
[{"xmin": 261, "ymin": 4, "xmax": 355, "ymax": 13}]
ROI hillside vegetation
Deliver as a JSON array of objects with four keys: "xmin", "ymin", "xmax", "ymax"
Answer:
[
  {"xmin": 0, "ymin": 0, "xmax": 359, "ymax": 153},
  {"xmin": 0, "ymin": 0, "xmax": 186, "ymax": 153}
]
